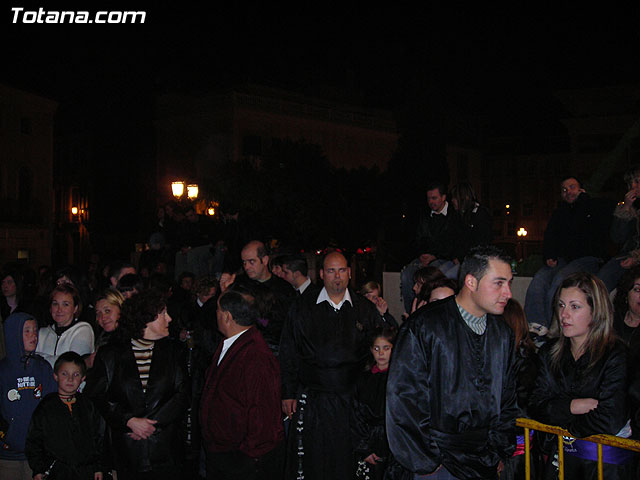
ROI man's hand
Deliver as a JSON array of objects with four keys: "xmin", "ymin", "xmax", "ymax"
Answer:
[
  {"xmin": 126, "ymin": 417, "xmax": 157, "ymax": 439},
  {"xmin": 546, "ymin": 259, "xmax": 558, "ymax": 268},
  {"xmin": 570, "ymin": 398, "xmax": 599, "ymax": 414},
  {"xmin": 364, "ymin": 453, "xmax": 381, "ymax": 465},
  {"xmin": 33, "ymin": 475, "xmax": 43, "ymax": 480},
  {"xmin": 419, "ymin": 254, "xmax": 436, "ymax": 267},
  {"xmin": 95, "ymin": 472, "xmax": 103, "ymax": 480},
  {"xmin": 282, "ymin": 399, "xmax": 297, "ymax": 418}
]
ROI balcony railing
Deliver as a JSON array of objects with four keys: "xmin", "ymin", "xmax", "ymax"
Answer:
[{"xmin": 516, "ymin": 417, "xmax": 640, "ymax": 480}]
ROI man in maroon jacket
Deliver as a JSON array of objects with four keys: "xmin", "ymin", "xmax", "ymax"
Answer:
[{"xmin": 199, "ymin": 289, "xmax": 284, "ymax": 480}]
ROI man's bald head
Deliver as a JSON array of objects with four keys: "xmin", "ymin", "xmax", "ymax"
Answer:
[
  {"xmin": 320, "ymin": 252, "xmax": 350, "ymax": 297},
  {"xmin": 241, "ymin": 240, "xmax": 270, "ymax": 281}
]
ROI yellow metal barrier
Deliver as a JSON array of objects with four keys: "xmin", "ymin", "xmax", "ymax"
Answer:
[{"xmin": 516, "ymin": 418, "xmax": 640, "ymax": 480}]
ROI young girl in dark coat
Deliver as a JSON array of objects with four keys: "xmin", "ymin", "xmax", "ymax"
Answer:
[{"xmin": 351, "ymin": 326, "xmax": 396, "ymax": 480}]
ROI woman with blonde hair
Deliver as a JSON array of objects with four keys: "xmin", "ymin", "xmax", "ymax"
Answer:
[
  {"xmin": 86, "ymin": 288, "xmax": 125, "ymax": 369},
  {"xmin": 530, "ymin": 272, "xmax": 632, "ymax": 479}
]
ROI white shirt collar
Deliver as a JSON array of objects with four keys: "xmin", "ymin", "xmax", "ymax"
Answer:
[
  {"xmin": 218, "ymin": 329, "xmax": 249, "ymax": 365},
  {"xmin": 431, "ymin": 201, "xmax": 449, "ymax": 217},
  {"xmin": 316, "ymin": 287, "xmax": 352, "ymax": 310},
  {"xmin": 297, "ymin": 277, "xmax": 312, "ymax": 294}
]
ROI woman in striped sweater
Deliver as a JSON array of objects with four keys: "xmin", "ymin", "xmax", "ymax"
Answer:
[{"xmin": 85, "ymin": 289, "xmax": 189, "ymax": 480}]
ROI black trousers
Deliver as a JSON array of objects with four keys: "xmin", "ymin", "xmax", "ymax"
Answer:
[{"xmin": 205, "ymin": 442, "xmax": 284, "ymax": 480}]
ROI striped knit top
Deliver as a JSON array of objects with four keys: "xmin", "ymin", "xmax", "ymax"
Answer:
[{"xmin": 131, "ymin": 338, "xmax": 155, "ymax": 391}]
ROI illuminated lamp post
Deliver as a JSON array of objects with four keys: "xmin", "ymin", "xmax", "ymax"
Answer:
[
  {"xmin": 171, "ymin": 181, "xmax": 185, "ymax": 198},
  {"xmin": 187, "ymin": 184, "xmax": 199, "ymax": 200},
  {"xmin": 517, "ymin": 227, "xmax": 528, "ymax": 260}
]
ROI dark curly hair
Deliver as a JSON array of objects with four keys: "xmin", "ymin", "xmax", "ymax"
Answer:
[
  {"xmin": 119, "ymin": 289, "xmax": 167, "ymax": 339},
  {"xmin": 613, "ymin": 266, "xmax": 640, "ymax": 318}
]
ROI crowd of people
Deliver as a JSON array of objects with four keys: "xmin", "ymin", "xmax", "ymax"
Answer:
[{"xmin": 0, "ymin": 170, "xmax": 639, "ymax": 480}]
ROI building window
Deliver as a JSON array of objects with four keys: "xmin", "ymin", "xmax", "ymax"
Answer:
[{"xmin": 522, "ymin": 203, "xmax": 534, "ymax": 217}]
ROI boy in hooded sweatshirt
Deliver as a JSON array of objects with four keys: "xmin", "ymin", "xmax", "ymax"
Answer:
[{"xmin": 0, "ymin": 312, "xmax": 56, "ymax": 480}]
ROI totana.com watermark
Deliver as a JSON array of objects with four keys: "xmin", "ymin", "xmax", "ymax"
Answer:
[{"xmin": 11, "ymin": 7, "xmax": 146, "ymax": 24}]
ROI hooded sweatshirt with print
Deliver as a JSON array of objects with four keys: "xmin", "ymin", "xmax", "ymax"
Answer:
[{"xmin": 0, "ymin": 312, "xmax": 56, "ymax": 460}]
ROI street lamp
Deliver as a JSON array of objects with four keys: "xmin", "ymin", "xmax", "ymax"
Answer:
[
  {"xmin": 187, "ymin": 184, "xmax": 199, "ymax": 199},
  {"xmin": 171, "ymin": 181, "xmax": 185, "ymax": 198},
  {"xmin": 71, "ymin": 206, "xmax": 78, "ymax": 215},
  {"xmin": 516, "ymin": 227, "xmax": 528, "ymax": 261}
]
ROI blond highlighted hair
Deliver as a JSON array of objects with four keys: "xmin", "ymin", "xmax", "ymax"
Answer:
[{"xmin": 549, "ymin": 272, "xmax": 616, "ymax": 372}]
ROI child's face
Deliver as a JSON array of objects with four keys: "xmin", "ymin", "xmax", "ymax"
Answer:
[
  {"xmin": 370, "ymin": 337, "xmax": 393, "ymax": 371},
  {"xmin": 22, "ymin": 319, "xmax": 38, "ymax": 353},
  {"xmin": 54, "ymin": 362, "xmax": 85, "ymax": 396}
]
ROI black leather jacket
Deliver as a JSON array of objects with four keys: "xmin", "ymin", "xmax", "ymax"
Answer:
[{"xmin": 85, "ymin": 337, "xmax": 189, "ymax": 473}]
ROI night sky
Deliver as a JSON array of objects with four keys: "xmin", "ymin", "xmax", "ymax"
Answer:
[
  {"xmin": 4, "ymin": 3, "xmax": 640, "ymax": 252},
  {"xmin": 5, "ymin": 4, "xmax": 640, "ymax": 110}
]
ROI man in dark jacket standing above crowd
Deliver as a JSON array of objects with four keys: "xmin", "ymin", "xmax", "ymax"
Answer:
[
  {"xmin": 524, "ymin": 176, "xmax": 613, "ymax": 327},
  {"xmin": 400, "ymin": 182, "xmax": 465, "ymax": 313}
]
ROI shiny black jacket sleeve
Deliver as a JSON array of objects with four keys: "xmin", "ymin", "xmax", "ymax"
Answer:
[
  {"xmin": 529, "ymin": 340, "xmax": 629, "ymax": 438},
  {"xmin": 386, "ymin": 301, "xmax": 517, "ymax": 478},
  {"xmin": 386, "ymin": 323, "xmax": 434, "ymax": 473}
]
